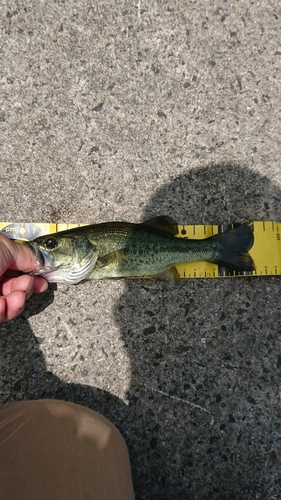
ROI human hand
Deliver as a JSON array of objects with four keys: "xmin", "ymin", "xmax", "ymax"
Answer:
[{"xmin": 0, "ymin": 235, "xmax": 48, "ymax": 322}]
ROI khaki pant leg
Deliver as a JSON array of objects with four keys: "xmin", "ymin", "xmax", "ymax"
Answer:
[{"xmin": 0, "ymin": 399, "xmax": 134, "ymax": 500}]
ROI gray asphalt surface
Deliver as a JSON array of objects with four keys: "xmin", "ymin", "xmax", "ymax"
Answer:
[{"xmin": 1, "ymin": 1, "xmax": 280, "ymax": 499}]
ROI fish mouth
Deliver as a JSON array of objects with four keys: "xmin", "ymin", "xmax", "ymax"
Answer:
[{"xmin": 26, "ymin": 242, "xmax": 58, "ymax": 276}]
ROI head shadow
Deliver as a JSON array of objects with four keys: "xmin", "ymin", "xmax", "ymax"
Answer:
[{"xmin": 113, "ymin": 163, "xmax": 281, "ymax": 499}]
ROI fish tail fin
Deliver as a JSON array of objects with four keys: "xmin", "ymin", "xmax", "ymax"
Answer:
[{"xmin": 210, "ymin": 224, "xmax": 255, "ymax": 272}]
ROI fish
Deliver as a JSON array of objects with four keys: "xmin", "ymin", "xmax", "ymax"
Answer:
[{"xmin": 26, "ymin": 216, "xmax": 255, "ymax": 285}]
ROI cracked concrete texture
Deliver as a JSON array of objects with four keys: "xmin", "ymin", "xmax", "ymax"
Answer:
[{"xmin": 1, "ymin": 1, "xmax": 280, "ymax": 499}]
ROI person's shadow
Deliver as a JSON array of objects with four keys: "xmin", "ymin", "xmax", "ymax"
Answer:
[{"xmin": 1, "ymin": 164, "xmax": 281, "ymax": 500}]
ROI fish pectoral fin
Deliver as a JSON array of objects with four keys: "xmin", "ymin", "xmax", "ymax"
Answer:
[
  {"xmin": 97, "ymin": 248, "xmax": 128, "ymax": 268},
  {"xmin": 142, "ymin": 216, "xmax": 179, "ymax": 236},
  {"xmin": 152, "ymin": 266, "xmax": 180, "ymax": 284}
]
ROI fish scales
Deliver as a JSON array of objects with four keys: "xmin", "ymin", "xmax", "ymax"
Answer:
[{"xmin": 87, "ymin": 230, "xmax": 218, "ymax": 279}]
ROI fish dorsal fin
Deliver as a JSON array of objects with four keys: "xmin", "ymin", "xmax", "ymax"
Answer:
[
  {"xmin": 152, "ymin": 265, "xmax": 180, "ymax": 284},
  {"xmin": 142, "ymin": 216, "xmax": 178, "ymax": 236}
]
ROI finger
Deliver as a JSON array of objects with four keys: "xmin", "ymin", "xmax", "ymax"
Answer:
[
  {"xmin": 0, "ymin": 235, "xmax": 37, "ymax": 274},
  {"xmin": 0, "ymin": 298, "xmax": 7, "ymax": 322},
  {"xmin": 1, "ymin": 275, "xmax": 35, "ymax": 299},
  {"xmin": 0, "ymin": 275, "xmax": 49, "ymax": 297},
  {"xmin": 33, "ymin": 276, "xmax": 49, "ymax": 294},
  {"xmin": 0, "ymin": 277, "xmax": 49, "ymax": 322},
  {"xmin": 0, "ymin": 291, "xmax": 25, "ymax": 322}
]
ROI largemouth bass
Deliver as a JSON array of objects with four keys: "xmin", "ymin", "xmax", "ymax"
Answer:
[{"xmin": 26, "ymin": 216, "xmax": 255, "ymax": 285}]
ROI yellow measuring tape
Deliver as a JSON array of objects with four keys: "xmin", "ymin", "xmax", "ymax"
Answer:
[{"xmin": 0, "ymin": 221, "xmax": 280, "ymax": 278}]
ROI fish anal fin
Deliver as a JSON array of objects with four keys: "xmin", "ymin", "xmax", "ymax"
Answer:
[
  {"xmin": 142, "ymin": 216, "xmax": 178, "ymax": 236},
  {"xmin": 98, "ymin": 248, "xmax": 128, "ymax": 268},
  {"xmin": 152, "ymin": 266, "xmax": 180, "ymax": 284}
]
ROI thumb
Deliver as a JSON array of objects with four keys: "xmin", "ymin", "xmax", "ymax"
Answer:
[{"xmin": 0, "ymin": 235, "xmax": 37, "ymax": 274}]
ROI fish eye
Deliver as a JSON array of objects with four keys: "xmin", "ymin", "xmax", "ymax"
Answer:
[{"xmin": 45, "ymin": 237, "xmax": 58, "ymax": 249}]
